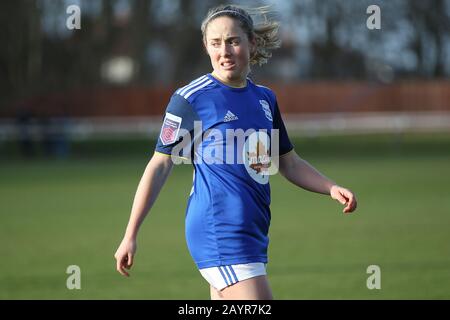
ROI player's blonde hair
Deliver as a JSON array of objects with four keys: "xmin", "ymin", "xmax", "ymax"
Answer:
[{"xmin": 201, "ymin": 4, "xmax": 281, "ymax": 66}]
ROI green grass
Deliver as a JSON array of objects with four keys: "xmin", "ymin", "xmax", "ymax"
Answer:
[{"xmin": 1, "ymin": 132, "xmax": 450, "ymax": 299}]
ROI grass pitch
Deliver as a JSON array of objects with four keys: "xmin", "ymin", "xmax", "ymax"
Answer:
[{"xmin": 1, "ymin": 132, "xmax": 449, "ymax": 299}]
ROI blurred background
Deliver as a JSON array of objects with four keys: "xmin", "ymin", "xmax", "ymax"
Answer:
[{"xmin": 1, "ymin": 0, "xmax": 449, "ymax": 299}]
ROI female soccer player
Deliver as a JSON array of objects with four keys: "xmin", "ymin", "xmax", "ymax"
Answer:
[{"xmin": 114, "ymin": 5, "xmax": 357, "ymax": 300}]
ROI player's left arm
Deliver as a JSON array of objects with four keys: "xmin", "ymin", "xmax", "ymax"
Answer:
[{"xmin": 278, "ymin": 150, "xmax": 357, "ymax": 214}]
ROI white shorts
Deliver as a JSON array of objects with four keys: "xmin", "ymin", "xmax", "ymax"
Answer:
[{"xmin": 199, "ymin": 262, "xmax": 267, "ymax": 291}]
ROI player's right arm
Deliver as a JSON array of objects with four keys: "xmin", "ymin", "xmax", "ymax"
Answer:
[
  {"xmin": 114, "ymin": 91, "xmax": 197, "ymax": 277},
  {"xmin": 114, "ymin": 152, "xmax": 173, "ymax": 277}
]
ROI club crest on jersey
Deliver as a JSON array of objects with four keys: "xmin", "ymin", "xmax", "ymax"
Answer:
[
  {"xmin": 259, "ymin": 100, "xmax": 273, "ymax": 122},
  {"xmin": 160, "ymin": 112, "xmax": 182, "ymax": 145}
]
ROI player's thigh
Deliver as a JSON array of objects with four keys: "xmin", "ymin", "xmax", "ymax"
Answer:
[
  {"xmin": 210, "ymin": 285, "xmax": 224, "ymax": 300},
  {"xmin": 211, "ymin": 275, "xmax": 273, "ymax": 300}
]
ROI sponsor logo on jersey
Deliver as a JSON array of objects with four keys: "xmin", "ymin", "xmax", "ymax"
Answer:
[
  {"xmin": 243, "ymin": 131, "xmax": 271, "ymax": 184},
  {"xmin": 259, "ymin": 100, "xmax": 273, "ymax": 122},
  {"xmin": 160, "ymin": 112, "xmax": 182, "ymax": 145}
]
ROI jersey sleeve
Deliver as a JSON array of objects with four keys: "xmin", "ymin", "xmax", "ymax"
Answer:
[
  {"xmin": 273, "ymin": 101, "xmax": 294, "ymax": 156},
  {"xmin": 154, "ymin": 94, "xmax": 199, "ymax": 158}
]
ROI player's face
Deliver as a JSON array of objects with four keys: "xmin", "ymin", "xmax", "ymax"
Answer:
[{"xmin": 204, "ymin": 16, "xmax": 255, "ymax": 88}]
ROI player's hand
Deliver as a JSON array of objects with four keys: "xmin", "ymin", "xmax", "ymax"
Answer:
[
  {"xmin": 330, "ymin": 185, "xmax": 357, "ymax": 214},
  {"xmin": 114, "ymin": 238, "xmax": 137, "ymax": 277}
]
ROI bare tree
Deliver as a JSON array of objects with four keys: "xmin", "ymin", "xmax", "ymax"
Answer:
[{"xmin": 0, "ymin": 0, "xmax": 42, "ymax": 108}]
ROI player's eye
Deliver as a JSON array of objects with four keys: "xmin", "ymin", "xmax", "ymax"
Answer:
[
  {"xmin": 225, "ymin": 39, "xmax": 239, "ymax": 46},
  {"xmin": 211, "ymin": 42, "xmax": 220, "ymax": 48}
]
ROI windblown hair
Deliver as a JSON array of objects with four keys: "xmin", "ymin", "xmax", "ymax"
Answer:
[{"xmin": 201, "ymin": 4, "xmax": 281, "ymax": 66}]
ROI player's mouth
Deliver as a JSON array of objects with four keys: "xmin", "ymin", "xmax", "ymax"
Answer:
[{"xmin": 220, "ymin": 61, "xmax": 236, "ymax": 70}]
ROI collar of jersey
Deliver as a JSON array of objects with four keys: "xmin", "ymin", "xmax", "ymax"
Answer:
[{"xmin": 207, "ymin": 73, "xmax": 250, "ymax": 92}]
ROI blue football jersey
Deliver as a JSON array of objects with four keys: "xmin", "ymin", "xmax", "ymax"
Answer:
[{"xmin": 155, "ymin": 73, "xmax": 293, "ymax": 268}]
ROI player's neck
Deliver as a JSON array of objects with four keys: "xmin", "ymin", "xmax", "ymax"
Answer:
[{"xmin": 211, "ymin": 72, "xmax": 247, "ymax": 88}]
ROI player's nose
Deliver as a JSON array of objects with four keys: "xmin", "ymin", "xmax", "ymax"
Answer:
[{"xmin": 219, "ymin": 42, "xmax": 232, "ymax": 57}]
